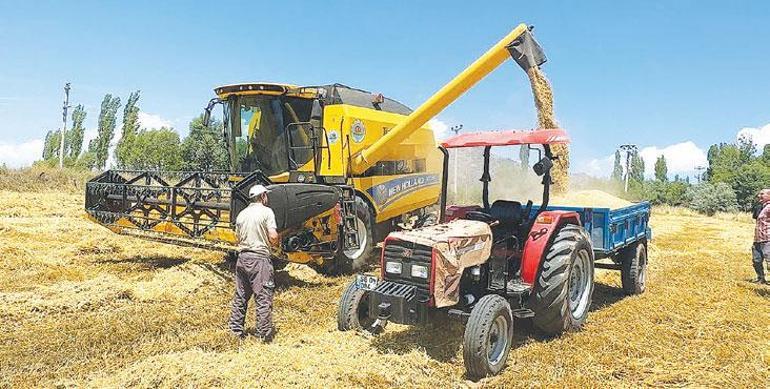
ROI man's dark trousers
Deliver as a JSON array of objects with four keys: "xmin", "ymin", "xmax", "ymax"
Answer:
[
  {"xmin": 752, "ymin": 242, "xmax": 769, "ymax": 282},
  {"xmin": 228, "ymin": 251, "xmax": 275, "ymax": 338}
]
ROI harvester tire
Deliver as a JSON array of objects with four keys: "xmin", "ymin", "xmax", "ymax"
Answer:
[
  {"xmin": 323, "ymin": 197, "xmax": 375, "ymax": 275},
  {"xmin": 337, "ymin": 279, "xmax": 376, "ymax": 332},
  {"xmin": 463, "ymin": 294, "xmax": 514, "ymax": 379},
  {"xmin": 530, "ymin": 224, "xmax": 594, "ymax": 336},
  {"xmin": 621, "ymin": 242, "xmax": 647, "ymax": 295}
]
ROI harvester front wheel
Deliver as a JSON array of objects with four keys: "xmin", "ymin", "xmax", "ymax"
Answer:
[
  {"xmin": 324, "ymin": 197, "xmax": 374, "ymax": 275},
  {"xmin": 621, "ymin": 242, "xmax": 647, "ymax": 295},
  {"xmin": 530, "ymin": 224, "xmax": 594, "ymax": 336},
  {"xmin": 463, "ymin": 294, "xmax": 514, "ymax": 379},
  {"xmin": 337, "ymin": 279, "xmax": 376, "ymax": 332}
]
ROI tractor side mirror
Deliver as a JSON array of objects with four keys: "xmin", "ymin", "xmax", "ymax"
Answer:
[
  {"xmin": 533, "ymin": 156, "xmax": 553, "ymax": 176},
  {"xmin": 203, "ymin": 98, "xmax": 221, "ymax": 129},
  {"xmin": 310, "ymin": 99, "xmax": 323, "ymax": 129}
]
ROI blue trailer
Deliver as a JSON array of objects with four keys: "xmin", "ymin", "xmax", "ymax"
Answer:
[
  {"xmin": 540, "ymin": 202, "xmax": 652, "ymax": 259},
  {"xmin": 531, "ymin": 201, "xmax": 651, "ymax": 295}
]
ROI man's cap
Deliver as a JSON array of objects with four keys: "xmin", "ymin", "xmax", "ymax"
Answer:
[{"xmin": 249, "ymin": 184, "xmax": 269, "ymax": 199}]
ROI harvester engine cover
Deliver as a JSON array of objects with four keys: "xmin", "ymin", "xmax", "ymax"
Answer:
[{"xmin": 388, "ymin": 219, "xmax": 492, "ymax": 307}]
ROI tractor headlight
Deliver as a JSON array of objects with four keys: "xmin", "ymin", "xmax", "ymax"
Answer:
[
  {"xmin": 385, "ymin": 261, "xmax": 402, "ymax": 274},
  {"xmin": 411, "ymin": 264, "xmax": 428, "ymax": 279}
]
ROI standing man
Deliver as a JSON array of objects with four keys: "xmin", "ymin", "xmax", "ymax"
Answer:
[
  {"xmin": 229, "ymin": 184, "xmax": 279, "ymax": 341},
  {"xmin": 751, "ymin": 188, "xmax": 770, "ymax": 284}
]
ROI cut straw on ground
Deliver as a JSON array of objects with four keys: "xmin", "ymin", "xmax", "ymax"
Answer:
[{"xmin": 1, "ymin": 190, "xmax": 768, "ymax": 387}]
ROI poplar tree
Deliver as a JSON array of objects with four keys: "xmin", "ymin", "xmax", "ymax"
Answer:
[
  {"xmin": 90, "ymin": 94, "xmax": 121, "ymax": 169},
  {"xmin": 115, "ymin": 91, "xmax": 141, "ymax": 167},
  {"xmin": 67, "ymin": 104, "xmax": 87, "ymax": 159},
  {"xmin": 654, "ymin": 155, "xmax": 668, "ymax": 182},
  {"xmin": 611, "ymin": 150, "xmax": 623, "ymax": 181}
]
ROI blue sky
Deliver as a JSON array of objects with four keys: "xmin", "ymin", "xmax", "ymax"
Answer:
[{"xmin": 1, "ymin": 1, "xmax": 769, "ymax": 175}]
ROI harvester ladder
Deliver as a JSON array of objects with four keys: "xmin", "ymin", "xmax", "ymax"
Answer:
[{"xmin": 340, "ymin": 186, "xmax": 360, "ymax": 250}]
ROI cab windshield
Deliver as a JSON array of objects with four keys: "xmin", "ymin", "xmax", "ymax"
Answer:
[{"xmin": 224, "ymin": 95, "xmax": 314, "ymax": 175}]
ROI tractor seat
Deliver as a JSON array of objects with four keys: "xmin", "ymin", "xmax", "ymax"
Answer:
[{"xmin": 489, "ymin": 200, "xmax": 523, "ymax": 227}]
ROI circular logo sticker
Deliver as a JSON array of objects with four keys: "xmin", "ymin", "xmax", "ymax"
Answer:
[
  {"xmin": 327, "ymin": 130, "xmax": 339, "ymax": 144},
  {"xmin": 351, "ymin": 120, "xmax": 366, "ymax": 143}
]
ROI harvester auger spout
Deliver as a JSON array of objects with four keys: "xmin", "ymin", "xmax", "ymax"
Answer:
[{"xmin": 350, "ymin": 23, "xmax": 547, "ymax": 175}]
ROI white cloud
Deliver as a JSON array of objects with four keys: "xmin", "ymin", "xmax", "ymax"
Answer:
[
  {"xmin": 0, "ymin": 138, "xmax": 44, "ymax": 168},
  {"xmin": 737, "ymin": 123, "xmax": 770, "ymax": 148},
  {"xmin": 138, "ymin": 112, "xmax": 173, "ymax": 130},
  {"xmin": 577, "ymin": 140, "xmax": 707, "ymax": 179},
  {"xmin": 428, "ymin": 118, "xmax": 450, "ymax": 140},
  {"xmin": 639, "ymin": 141, "xmax": 707, "ymax": 177},
  {"xmin": 574, "ymin": 154, "xmax": 614, "ymax": 178}
]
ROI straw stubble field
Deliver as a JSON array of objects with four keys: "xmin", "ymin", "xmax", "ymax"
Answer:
[{"xmin": 1, "ymin": 189, "xmax": 768, "ymax": 388}]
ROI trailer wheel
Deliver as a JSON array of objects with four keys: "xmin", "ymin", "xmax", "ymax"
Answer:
[
  {"xmin": 337, "ymin": 279, "xmax": 376, "ymax": 332},
  {"xmin": 530, "ymin": 224, "xmax": 594, "ymax": 336},
  {"xmin": 621, "ymin": 242, "xmax": 647, "ymax": 295},
  {"xmin": 463, "ymin": 294, "xmax": 514, "ymax": 379}
]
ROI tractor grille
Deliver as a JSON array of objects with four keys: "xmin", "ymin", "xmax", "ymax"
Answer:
[{"xmin": 382, "ymin": 239, "xmax": 432, "ymax": 286}]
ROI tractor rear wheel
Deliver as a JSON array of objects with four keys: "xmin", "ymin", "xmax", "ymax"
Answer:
[
  {"xmin": 530, "ymin": 224, "xmax": 594, "ymax": 336},
  {"xmin": 337, "ymin": 279, "xmax": 376, "ymax": 332},
  {"xmin": 621, "ymin": 242, "xmax": 647, "ymax": 295},
  {"xmin": 463, "ymin": 294, "xmax": 514, "ymax": 379}
]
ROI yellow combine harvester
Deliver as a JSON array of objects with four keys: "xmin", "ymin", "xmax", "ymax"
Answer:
[{"xmin": 85, "ymin": 23, "xmax": 547, "ymax": 274}]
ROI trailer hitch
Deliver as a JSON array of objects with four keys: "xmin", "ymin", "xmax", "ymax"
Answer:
[{"xmin": 370, "ymin": 302, "xmax": 391, "ymax": 332}]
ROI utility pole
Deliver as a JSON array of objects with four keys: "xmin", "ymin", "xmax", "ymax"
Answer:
[
  {"xmin": 619, "ymin": 144, "xmax": 637, "ymax": 193},
  {"xmin": 694, "ymin": 165, "xmax": 706, "ymax": 183},
  {"xmin": 449, "ymin": 124, "xmax": 463, "ymax": 199},
  {"xmin": 58, "ymin": 82, "xmax": 71, "ymax": 169}
]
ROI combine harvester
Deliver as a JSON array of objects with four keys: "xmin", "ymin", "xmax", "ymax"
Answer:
[
  {"xmin": 333, "ymin": 24, "xmax": 652, "ymax": 378},
  {"xmin": 85, "ymin": 24, "xmax": 551, "ymax": 274}
]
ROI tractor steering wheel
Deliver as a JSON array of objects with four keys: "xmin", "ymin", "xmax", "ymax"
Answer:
[{"xmin": 464, "ymin": 210, "xmax": 496, "ymax": 224}]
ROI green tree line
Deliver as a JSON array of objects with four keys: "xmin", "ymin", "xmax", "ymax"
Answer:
[
  {"xmin": 39, "ymin": 91, "xmax": 228, "ymax": 172},
  {"xmin": 610, "ymin": 135, "xmax": 770, "ymax": 215}
]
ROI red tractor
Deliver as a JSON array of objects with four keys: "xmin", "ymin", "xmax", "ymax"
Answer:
[{"xmin": 337, "ymin": 128, "xmax": 651, "ymax": 378}]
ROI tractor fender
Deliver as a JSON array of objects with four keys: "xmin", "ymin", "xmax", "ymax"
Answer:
[{"xmin": 520, "ymin": 210, "xmax": 582, "ymax": 285}]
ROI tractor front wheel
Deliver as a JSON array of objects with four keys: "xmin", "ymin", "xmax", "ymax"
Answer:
[
  {"xmin": 337, "ymin": 279, "xmax": 376, "ymax": 332},
  {"xmin": 462, "ymin": 294, "xmax": 514, "ymax": 379},
  {"xmin": 530, "ymin": 224, "xmax": 594, "ymax": 336}
]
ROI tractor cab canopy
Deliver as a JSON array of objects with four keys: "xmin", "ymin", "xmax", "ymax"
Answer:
[
  {"xmin": 441, "ymin": 128, "xmax": 569, "ymax": 149},
  {"xmin": 437, "ymin": 128, "xmax": 569, "ymax": 227}
]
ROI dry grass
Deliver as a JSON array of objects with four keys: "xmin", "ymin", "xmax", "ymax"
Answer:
[
  {"xmin": 1, "ymin": 189, "xmax": 768, "ymax": 388},
  {"xmin": 0, "ymin": 166, "xmax": 92, "ymax": 194}
]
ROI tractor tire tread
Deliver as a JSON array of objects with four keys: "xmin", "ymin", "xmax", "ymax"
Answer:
[
  {"xmin": 530, "ymin": 225, "xmax": 593, "ymax": 336},
  {"xmin": 337, "ymin": 280, "xmax": 370, "ymax": 331},
  {"xmin": 463, "ymin": 294, "xmax": 513, "ymax": 379}
]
